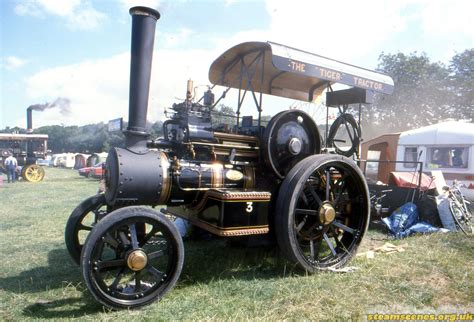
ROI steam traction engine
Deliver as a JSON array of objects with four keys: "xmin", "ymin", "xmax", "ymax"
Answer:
[
  {"xmin": 65, "ymin": 6, "xmax": 394, "ymax": 309},
  {"xmin": 0, "ymin": 132, "xmax": 47, "ymax": 182},
  {"xmin": 0, "ymin": 107, "xmax": 48, "ymax": 182}
]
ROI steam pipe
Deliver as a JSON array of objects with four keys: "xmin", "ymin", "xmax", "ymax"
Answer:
[{"xmin": 125, "ymin": 6, "xmax": 161, "ymax": 149}]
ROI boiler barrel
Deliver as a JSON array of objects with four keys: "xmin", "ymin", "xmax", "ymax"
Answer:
[{"xmin": 105, "ymin": 147, "xmax": 255, "ymax": 206}]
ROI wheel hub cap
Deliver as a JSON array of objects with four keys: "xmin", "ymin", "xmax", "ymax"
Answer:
[
  {"xmin": 288, "ymin": 137, "xmax": 302, "ymax": 155},
  {"xmin": 127, "ymin": 249, "xmax": 148, "ymax": 271},
  {"xmin": 319, "ymin": 202, "xmax": 336, "ymax": 225}
]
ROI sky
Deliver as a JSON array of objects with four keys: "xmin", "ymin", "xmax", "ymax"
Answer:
[{"xmin": 0, "ymin": 0, "xmax": 473, "ymax": 129}]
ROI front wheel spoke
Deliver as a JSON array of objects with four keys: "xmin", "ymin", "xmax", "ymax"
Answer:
[
  {"xmin": 129, "ymin": 224, "xmax": 139, "ymax": 249},
  {"xmin": 97, "ymin": 258, "xmax": 126, "ymax": 270},
  {"xmin": 295, "ymin": 208, "xmax": 318, "ymax": 216},
  {"xmin": 105, "ymin": 233, "xmax": 119, "ymax": 249},
  {"xmin": 323, "ymin": 233, "xmax": 337, "ymax": 256},
  {"xmin": 142, "ymin": 227, "xmax": 160, "ymax": 245},
  {"xmin": 118, "ymin": 231, "xmax": 130, "ymax": 245},
  {"xmin": 332, "ymin": 221, "xmax": 358, "ymax": 235},
  {"xmin": 147, "ymin": 265, "xmax": 164, "ymax": 281},
  {"xmin": 148, "ymin": 249, "xmax": 166, "ymax": 260},
  {"xmin": 134, "ymin": 271, "xmax": 142, "ymax": 292},
  {"xmin": 110, "ymin": 267, "xmax": 125, "ymax": 290}
]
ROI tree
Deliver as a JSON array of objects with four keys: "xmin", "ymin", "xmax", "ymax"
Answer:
[
  {"xmin": 36, "ymin": 125, "xmax": 73, "ymax": 153},
  {"xmin": 360, "ymin": 50, "xmax": 473, "ymax": 139},
  {"xmin": 0, "ymin": 126, "xmax": 25, "ymax": 134},
  {"xmin": 363, "ymin": 52, "xmax": 452, "ymax": 138},
  {"xmin": 211, "ymin": 104, "xmax": 236, "ymax": 128},
  {"xmin": 149, "ymin": 121, "xmax": 164, "ymax": 139},
  {"xmin": 449, "ymin": 49, "xmax": 474, "ymax": 121}
]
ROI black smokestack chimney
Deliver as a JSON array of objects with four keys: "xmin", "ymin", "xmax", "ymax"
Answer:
[
  {"xmin": 125, "ymin": 6, "xmax": 160, "ymax": 149},
  {"xmin": 27, "ymin": 108, "xmax": 33, "ymax": 133}
]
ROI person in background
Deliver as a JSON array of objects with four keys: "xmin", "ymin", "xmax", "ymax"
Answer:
[
  {"xmin": 452, "ymin": 149, "xmax": 464, "ymax": 167},
  {"xmin": 4, "ymin": 153, "xmax": 18, "ymax": 183}
]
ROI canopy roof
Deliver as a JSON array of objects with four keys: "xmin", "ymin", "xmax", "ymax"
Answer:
[
  {"xmin": 0, "ymin": 133, "xmax": 48, "ymax": 141},
  {"xmin": 209, "ymin": 41, "xmax": 394, "ymax": 102}
]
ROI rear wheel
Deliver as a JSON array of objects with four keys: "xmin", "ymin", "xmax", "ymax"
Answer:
[
  {"xmin": 81, "ymin": 206, "xmax": 184, "ymax": 309},
  {"xmin": 22, "ymin": 164, "xmax": 45, "ymax": 182},
  {"xmin": 276, "ymin": 154, "xmax": 370, "ymax": 272}
]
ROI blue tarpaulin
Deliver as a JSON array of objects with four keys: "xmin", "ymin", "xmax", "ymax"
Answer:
[{"xmin": 381, "ymin": 202, "xmax": 440, "ymax": 239}]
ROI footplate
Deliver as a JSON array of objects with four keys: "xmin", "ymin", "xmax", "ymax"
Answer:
[{"xmin": 167, "ymin": 189, "xmax": 272, "ymax": 236}]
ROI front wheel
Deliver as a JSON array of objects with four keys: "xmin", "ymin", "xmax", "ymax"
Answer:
[
  {"xmin": 275, "ymin": 154, "xmax": 370, "ymax": 272},
  {"xmin": 81, "ymin": 206, "xmax": 184, "ymax": 309},
  {"xmin": 65, "ymin": 194, "xmax": 108, "ymax": 264}
]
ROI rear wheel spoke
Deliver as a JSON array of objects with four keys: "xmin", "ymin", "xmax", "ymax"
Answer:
[
  {"xmin": 334, "ymin": 174, "xmax": 348, "ymax": 205},
  {"xmin": 309, "ymin": 238, "xmax": 322, "ymax": 260},
  {"xmin": 309, "ymin": 239, "xmax": 315, "ymax": 260},
  {"xmin": 329, "ymin": 226, "xmax": 350, "ymax": 254},
  {"xmin": 332, "ymin": 221, "xmax": 358, "ymax": 235},
  {"xmin": 323, "ymin": 233, "xmax": 337, "ymax": 256},
  {"xmin": 300, "ymin": 193, "xmax": 310, "ymax": 206},
  {"xmin": 306, "ymin": 184, "xmax": 322, "ymax": 206},
  {"xmin": 325, "ymin": 170, "xmax": 331, "ymax": 201}
]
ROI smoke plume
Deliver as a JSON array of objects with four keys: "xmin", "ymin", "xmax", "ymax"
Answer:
[{"xmin": 27, "ymin": 97, "xmax": 71, "ymax": 114}]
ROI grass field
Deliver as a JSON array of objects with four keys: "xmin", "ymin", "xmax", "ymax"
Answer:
[{"xmin": 0, "ymin": 167, "xmax": 473, "ymax": 320}]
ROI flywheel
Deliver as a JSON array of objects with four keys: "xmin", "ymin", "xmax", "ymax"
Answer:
[{"xmin": 262, "ymin": 110, "xmax": 321, "ymax": 179}]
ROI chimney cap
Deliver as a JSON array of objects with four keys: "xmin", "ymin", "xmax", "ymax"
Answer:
[{"xmin": 129, "ymin": 6, "xmax": 160, "ymax": 20}]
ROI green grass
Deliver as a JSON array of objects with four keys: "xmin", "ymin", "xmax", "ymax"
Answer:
[{"xmin": 0, "ymin": 168, "xmax": 473, "ymax": 320}]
